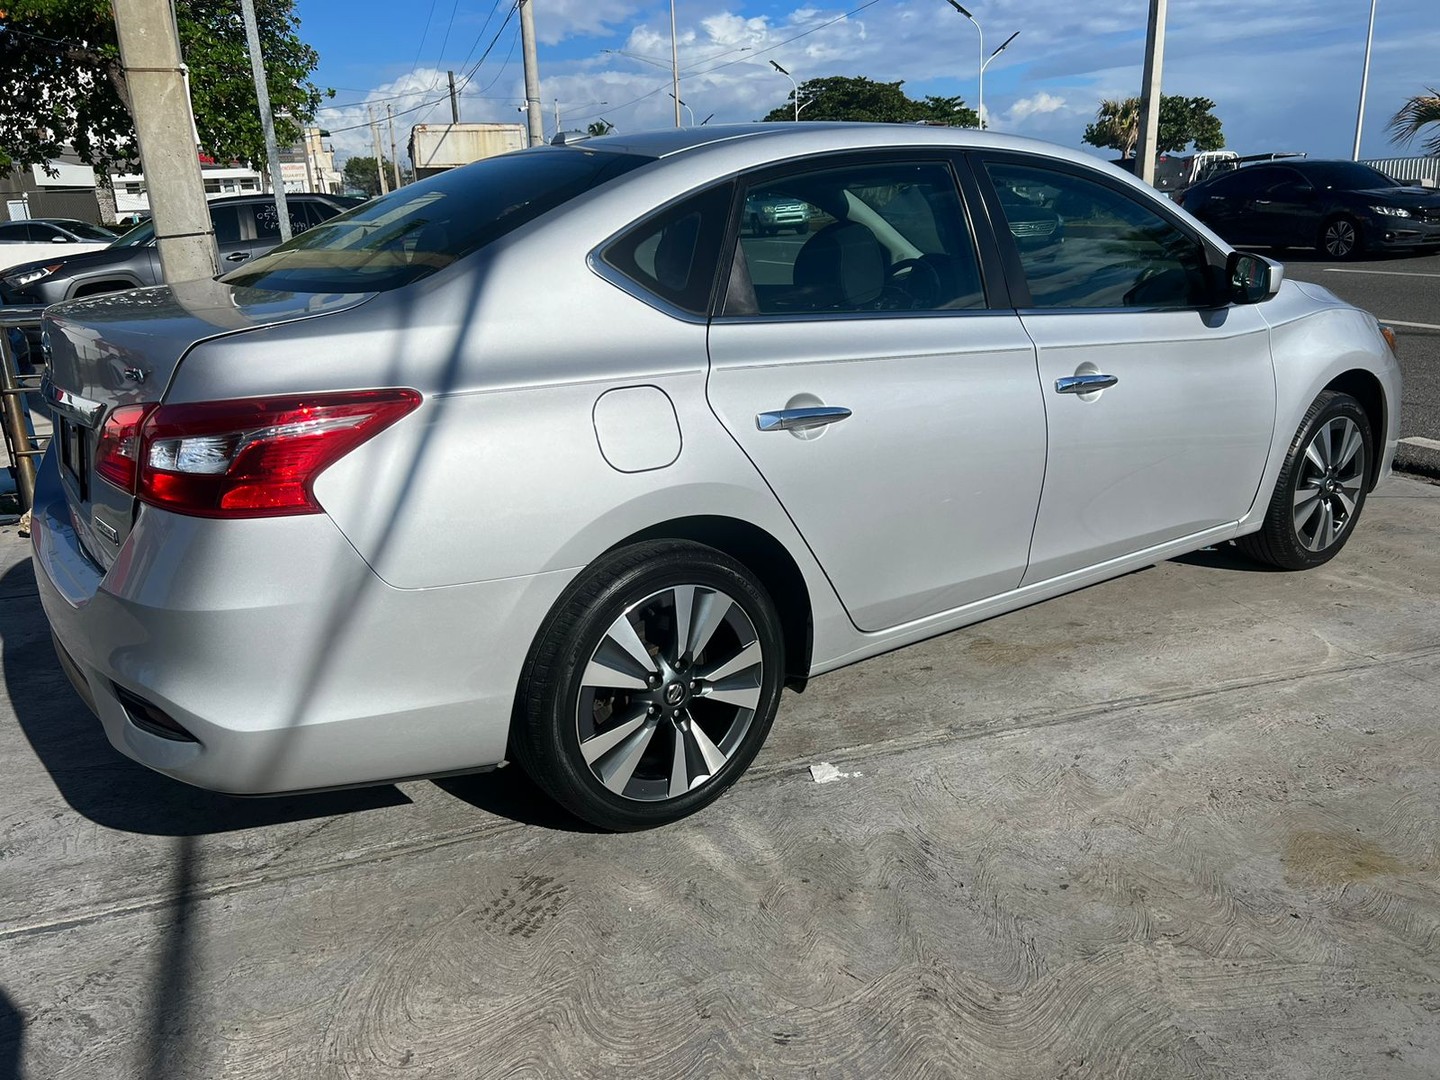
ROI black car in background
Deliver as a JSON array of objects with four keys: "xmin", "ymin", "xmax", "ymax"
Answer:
[
  {"xmin": 1178, "ymin": 160, "xmax": 1440, "ymax": 259},
  {"xmin": 0, "ymin": 192, "xmax": 363, "ymax": 307}
]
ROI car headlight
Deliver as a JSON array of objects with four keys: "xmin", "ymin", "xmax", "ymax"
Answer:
[
  {"xmin": 3, "ymin": 262, "xmax": 64, "ymax": 289},
  {"xmin": 1370, "ymin": 205, "xmax": 1412, "ymax": 218}
]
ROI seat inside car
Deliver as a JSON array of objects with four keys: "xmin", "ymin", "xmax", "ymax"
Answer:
[{"xmin": 791, "ymin": 221, "xmax": 887, "ymax": 310}]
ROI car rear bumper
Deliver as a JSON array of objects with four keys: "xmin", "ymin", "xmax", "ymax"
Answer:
[{"xmin": 30, "ymin": 448, "xmax": 576, "ymax": 795}]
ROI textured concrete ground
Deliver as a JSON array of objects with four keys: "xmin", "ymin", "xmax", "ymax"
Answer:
[{"xmin": 2, "ymin": 477, "xmax": 1438, "ymax": 1079}]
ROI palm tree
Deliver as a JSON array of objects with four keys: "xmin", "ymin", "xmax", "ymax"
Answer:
[
  {"xmin": 1387, "ymin": 88, "xmax": 1440, "ymax": 155},
  {"xmin": 1083, "ymin": 98, "xmax": 1141, "ymax": 159}
]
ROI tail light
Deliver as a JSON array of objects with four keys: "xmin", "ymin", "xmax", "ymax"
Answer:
[
  {"xmin": 94, "ymin": 403, "xmax": 157, "ymax": 491},
  {"xmin": 96, "ymin": 389, "xmax": 420, "ymax": 518}
]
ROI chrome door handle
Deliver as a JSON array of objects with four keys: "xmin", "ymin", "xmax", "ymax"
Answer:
[
  {"xmin": 756, "ymin": 406, "xmax": 852, "ymax": 432},
  {"xmin": 1055, "ymin": 373, "xmax": 1119, "ymax": 395}
]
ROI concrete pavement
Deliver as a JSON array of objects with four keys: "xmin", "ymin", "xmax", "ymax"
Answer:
[{"xmin": 2, "ymin": 477, "xmax": 1440, "ymax": 1078}]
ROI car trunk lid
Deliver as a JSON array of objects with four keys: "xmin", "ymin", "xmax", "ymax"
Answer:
[{"xmin": 42, "ymin": 278, "xmax": 371, "ymax": 566}]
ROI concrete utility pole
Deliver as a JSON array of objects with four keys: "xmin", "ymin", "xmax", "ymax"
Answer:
[
  {"xmin": 519, "ymin": 0, "xmax": 545, "ymax": 146},
  {"xmin": 368, "ymin": 106, "xmax": 390, "ymax": 195},
  {"xmin": 240, "ymin": 0, "xmax": 291, "ymax": 241},
  {"xmin": 448, "ymin": 70, "xmax": 460, "ymax": 124},
  {"xmin": 1352, "ymin": 0, "xmax": 1378, "ymax": 161},
  {"xmin": 387, "ymin": 104, "xmax": 402, "ymax": 188},
  {"xmin": 110, "ymin": 0, "xmax": 217, "ymax": 282},
  {"xmin": 301, "ymin": 127, "xmax": 316, "ymax": 193},
  {"xmin": 1135, "ymin": 0, "xmax": 1168, "ymax": 186}
]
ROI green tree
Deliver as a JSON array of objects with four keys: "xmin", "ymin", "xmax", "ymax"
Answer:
[
  {"xmin": 0, "ymin": 0, "xmax": 329, "ymax": 174},
  {"xmin": 1083, "ymin": 95, "xmax": 1225, "ymax": 158},
  {"xmin": 1388, "ymin": 88, "xmax": 1440, "ymax": 155},
  {"xmin": 341, "ymin": 154, "xmax": 411, "ymax": 196},
  {"xmin": 760, "ymin": 76, "xmax": 978, "ymax": 127},
  {"xmin": 586, "ymin": 120, "xmax": 614, "ymax": 137}
]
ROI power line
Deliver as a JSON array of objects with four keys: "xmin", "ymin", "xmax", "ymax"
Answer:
[{"xmin": 686, "ymin": 0, "xmax": 889, "ymax": 79}]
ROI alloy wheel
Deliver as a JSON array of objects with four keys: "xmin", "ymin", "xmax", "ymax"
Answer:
[
  {"xmin": 1293, "ymin": 416, "xmax": 1366, "ymax": 551},
  {"xmin": 1323, "ymin": 219, "xmax": 1357, "ymax": 258},
  {"xmin": 575, "ymin": 584, "xmax": 764, "ymax": 802}
]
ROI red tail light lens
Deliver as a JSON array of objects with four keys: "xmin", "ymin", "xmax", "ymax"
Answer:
[
  {"xmin": 137, "ymin": 389, "xmax": 421, "ymax": 518},
  {"xmin": 95, "ymin": 404, "xmax": 158, "ymax": 493}
]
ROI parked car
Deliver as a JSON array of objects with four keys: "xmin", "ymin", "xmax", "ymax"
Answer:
[
  {"xmin": 1178, "ymin": 159, "xmax": 1440, "ymax": 259},
  {"xmin": 743, "ymin": 193, "xmax": 810, "ymax": 235},
  {"xmin": 0, "ymin": 193, "xmax": 363, "ymax": 307},
  {"xmin": 32, "ymin": 125, "xmax": 1401, "ymax": 830},
  {"xmin": 0, "ymin": 218, "xmax": 116, "ymax": 274}
]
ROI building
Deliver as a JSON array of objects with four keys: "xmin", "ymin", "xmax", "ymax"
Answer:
[{"xmin": 1, "ymin": 157, "xmax": 108, "ymax": 224}]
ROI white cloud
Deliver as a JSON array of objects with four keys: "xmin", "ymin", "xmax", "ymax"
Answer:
[{"xmin": 1007, "ymin": 92, "xmax": 1067, "ymax": 124}]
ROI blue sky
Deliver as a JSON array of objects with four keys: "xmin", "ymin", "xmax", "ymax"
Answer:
[{"xmin": 298, "ymin": 0, "xmax": 1438, "ymax": 165}]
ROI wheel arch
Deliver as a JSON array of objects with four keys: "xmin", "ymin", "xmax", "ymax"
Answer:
[
  {"xmin": 1324, "ymin": 368, "xmax": 1387, "ymax": 491},
  {"xmin": 612, "ymin": 515, "xmax": 814, "ymax": 689}
]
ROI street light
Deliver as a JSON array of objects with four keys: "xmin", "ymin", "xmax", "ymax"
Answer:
[
  {"xmin": 770, "ymin": 60, "xmax": 801, "ymax": 122},
  {"xmin": 944, "ymin": 3, "xmax": 1017, "ymax": 130},
  {"xmin": 669, "ymin": 93, "xmax": 695, "ymax": 127}
]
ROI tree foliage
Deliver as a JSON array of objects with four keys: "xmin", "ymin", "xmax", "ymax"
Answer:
[
  {"xmin": 341, "ymin": 155, "xmax": 411, "ymax": 196},
  {"xmin": 1387, "ymin": 88, "xmax": 1440, "ymax": 155},
  {"xmin": 586, "ymin": 120, "xmax": 614, "ymax": 137},
  {"xmin": 761, "ymin": 76, "xmax": 978, "ymax": 127},
  {"xmin": 0, "ymin": 0, "xmax": 328, "ymax": 174},
  {"xmin": 1082, "ymin": 95, "xmax": 1225, "ymax": 158}
]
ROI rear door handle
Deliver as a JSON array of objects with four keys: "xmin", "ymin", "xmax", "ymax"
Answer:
[
  {"xmin": 1055, "ymin": 373, "xmax": 1118, "ymax": 395},
  {"xmin": 225, "ymin": 251, "xmax": 251, "ymax": 262},
  {"xmin": 756, "ymin": 406, "xmax": 852, "ymax": 432}
]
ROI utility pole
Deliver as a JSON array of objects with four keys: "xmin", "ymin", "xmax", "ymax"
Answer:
[
  {"xmin": 368, "ymin": 105, "xmax": 389, "ymax": 195},
  {"xmin": 240, "ymin": 0, "xmax": 292, "ymax": 241},
  {"xmin": 1352, "ymin": 0, "xmax": 1378, "ymax": 161},
  {"xmin": 1135, "ymin": 0, "xmax": 1167, "ymax": 186},
  {"xmin": 518, "ymin": 0, "xmax": 545, "ymax": 146},
  {"xmin": 387, "ymin": 103, "xmax": 402, "ymax": 188},
  {"xmin": 301, "ymin": 127, "xmax": 316, "ymax": 193},
  {"xmin": 448, "ymin": 70, "xmax": 460, "ymax": 124},
  {"xmin": 669, "ymin": 0, "xmax": 682, "ymax": 128},
  {"xmin": 111, "ymin": 0, "xmax": 216, "ymax": 282}
]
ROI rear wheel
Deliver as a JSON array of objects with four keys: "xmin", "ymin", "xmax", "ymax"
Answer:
[
  {"xmin": 1319, "ymin": 215, "xmax": 1362, "ymax": 260},
  {"xmin": 1237, "ymin": 391, "xmax": 1372, "ymax": 570},
  {"xmin": 511, "ymin": 541, "xmax": 785, "ymax": 830}
]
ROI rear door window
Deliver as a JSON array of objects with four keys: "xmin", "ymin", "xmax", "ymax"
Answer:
[{"xmin": 210, "ymin": 206, "xmax": 243, "ymax": 245}]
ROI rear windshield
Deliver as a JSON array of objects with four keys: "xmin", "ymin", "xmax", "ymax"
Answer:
[{"xmin": 221, "ymin": 147, "xmax": 652, "ymax": 293}]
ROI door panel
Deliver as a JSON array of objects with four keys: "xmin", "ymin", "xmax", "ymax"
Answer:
[
  {"xmin": 707, "ymin": 316, "xmax": 1046, "ymax": 630},
  {"xmin": 1020, "ymin": 306, "xmax": 1275, "ymax": 582}
]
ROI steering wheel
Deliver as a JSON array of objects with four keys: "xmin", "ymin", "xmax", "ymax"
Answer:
[{"xmin": 883, "ymin": 257, "xmax": 945, "ymax": 309}]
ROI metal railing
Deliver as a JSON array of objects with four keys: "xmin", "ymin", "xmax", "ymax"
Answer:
[{"xmin": 0, "ymin": 307, "xmax": 50, "ymax": 513}]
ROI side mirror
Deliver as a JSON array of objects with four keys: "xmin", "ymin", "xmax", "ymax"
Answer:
[
  {"xmin": 51, "ymin": 235, "xmax": 70, "ymax": 243},
  {"xmin": 1226, "ymin": 251, "xmax": 1283, "ymax": 304}
]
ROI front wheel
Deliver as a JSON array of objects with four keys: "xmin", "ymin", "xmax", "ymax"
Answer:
[
  {"xmin": 1319, "ymin": 215, "xmax": 1362, "ymax": 260},
  {"xmin": 511, "ymin": 541, "xmax": 785, "ymax": 830},
  {"xmin": 1237, "ymin": 391, "xmax": 1372, "ymax": 570}
]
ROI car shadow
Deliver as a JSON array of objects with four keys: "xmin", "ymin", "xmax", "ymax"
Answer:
[
  {"xmin": 1171, "ymin": 543, "xmax": 1286, "ymax": 573},
  {"xmin": 433, "ymin": 768, "xmax": 604, "ymax": 833},
  {"xmin": 0, "ymin": 558, "xmax": 411, "ymax": 837},
  {"xmin": 0, "ymin": 984, "xmax": 20, "ymax": 1080}
]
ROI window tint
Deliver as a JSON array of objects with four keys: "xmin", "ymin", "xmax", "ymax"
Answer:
[
  {"xmin": 1300, "ymin": 162, "xmax": 1398, "ymax": 190},
  {"xmin": 725, "ymin": 160, "xmax": 984, "ymax": 316},
  {"xmin": 28, "ymin": 223, "xmax": 61, "ymax": 241},
  {"xmin": 986, "ymin": 161, "xmax": 1212, "ymax": 310},
  {"xmin": 601, "ymin": 183, "xmax": 732, "ymax": 315},
  {"xmin": 224, "ymin": 148, "xmax": 651, "ymax": 293},
  {"xmin": 61, "ymin": 221, "xmax": 117, "ymax": 241},
  {"xmin": 210, "ymin": 206, "xmax": 242, "ymax": 245},
  {"xmin": 252, "ymin": 201, "xmax": 315, "ymax": 241},
  {"xmin": 0, "ymin": 223, "xmax": 27, "ymax": 242}
]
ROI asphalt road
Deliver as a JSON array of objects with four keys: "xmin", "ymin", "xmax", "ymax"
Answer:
[{"xmin": 1278, "ymin": 247, "xmax": 1440, "ymax": 477}]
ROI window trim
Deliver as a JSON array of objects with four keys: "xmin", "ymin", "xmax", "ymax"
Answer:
[
  {"xmin": 711, "ymin": 149, "xmax": 1006, "ymax": 324},
  {"xmin": 972, "ymin": 150, "xmax": 1229, "ymax": 314}
]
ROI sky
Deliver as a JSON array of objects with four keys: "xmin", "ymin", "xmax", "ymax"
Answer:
[{"xmin": 296, "ymin": 0, "xmax": 1438, "ymax": 167}]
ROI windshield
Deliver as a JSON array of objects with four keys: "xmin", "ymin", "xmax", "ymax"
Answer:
[
  {"xmin": 1303, "ymin": 162, "xmax": 1400, "ymax": 190},
  {"xmin": 109, "ymin": 221, "xmax": 155, "ymax": 248},
  {"xmin": 222, "ymin": 147, "xmax": 652, "ymax": 293}
]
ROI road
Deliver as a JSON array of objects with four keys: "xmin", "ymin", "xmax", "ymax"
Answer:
[
  {"xmin": 1279, "ymin": 248, "xmax": 1440, "ymax": 477},
  {"xmin": 4, "ymin": 477, "xmax": 1440, "ymax": 1078}
]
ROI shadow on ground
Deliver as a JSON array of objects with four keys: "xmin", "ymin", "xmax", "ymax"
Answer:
[
  {"xmin": 0, "ymin": 985, "xmax": 20, "ymax": 1080},
  {"xmin": 1171, "ymin": 542, "xmax": 1286, "ymax": 573},
  {"xmin": 0, "ymin": 558, "xmax": 410, "ymax": 836},
  {"xmin": 434, "ymin": 767, "xmax": 602, "ymax": 833}
]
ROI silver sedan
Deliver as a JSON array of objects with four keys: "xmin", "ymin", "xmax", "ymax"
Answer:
[{"xmin": 31, "ymin": 124, "xmax": 1402, "ymax": 829}]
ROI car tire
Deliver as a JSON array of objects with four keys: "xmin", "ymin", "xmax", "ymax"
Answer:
[
  {"xmin": 510, "ymin": 540, "xmax": 785, "ymax": 830},
  {"xmin": 1236, "ymin": 390, "xmax": 1373, "ymax": 570},
  {"xmin": 1319, "ymin": 215, "xmax": 1363, "ymax": 260}
]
